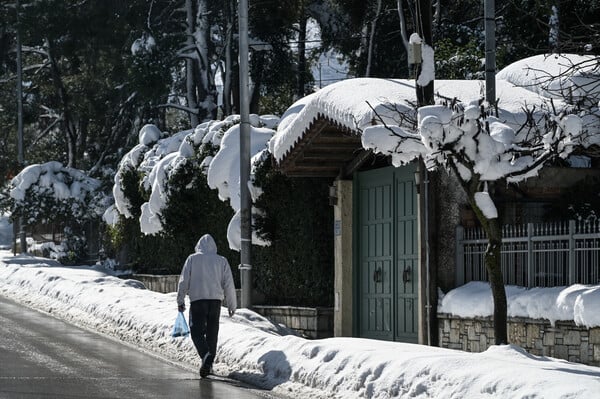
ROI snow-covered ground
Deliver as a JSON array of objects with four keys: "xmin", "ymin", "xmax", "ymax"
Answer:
[{"xmin": 1, "ymin": 251, "xmax": 599, "ymax": 398}]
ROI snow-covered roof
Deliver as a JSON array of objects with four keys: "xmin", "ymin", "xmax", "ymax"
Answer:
[
  {"xmin": 269, "ymin": 78, "xmax": 416, "ymax": 162},
  {"xmin": 271, "ymin": 54, "xmax": 599, "ymax": 163},
  {"xmin": 497, "ymin": 53, "xmax": 600, "ymax": 104}
]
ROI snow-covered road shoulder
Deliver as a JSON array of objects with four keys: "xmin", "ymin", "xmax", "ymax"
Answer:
[{"xmin": 1, "ymin": 251, "xmax": 599, "ymax": 399}]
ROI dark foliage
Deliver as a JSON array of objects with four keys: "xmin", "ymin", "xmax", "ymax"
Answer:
[
  {"xmin": 107, "ymin": 151, "xmax": 239, "ymax": 278},
  {"xmin": 545, "ymin": 175, "xmax": 600, "ymax": 222},
  {"xmin": 253, "ymin": 159, "xmax": 334, "ymax": 307},
  {"xmin": 159, "ymin": 156, "xmax": 239, "ymax": 279}
]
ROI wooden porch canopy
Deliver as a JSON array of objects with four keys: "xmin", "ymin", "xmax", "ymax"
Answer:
[{"xmin": 276, "ymin": 113, "xmax": 372, "ymax": 178}]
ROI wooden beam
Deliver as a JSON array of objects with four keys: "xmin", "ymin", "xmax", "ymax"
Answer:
[
  {"xmin": 304, "ymin": 142, "xmax": 361, "ymax": 152},
  {"xmin": 341, "ymin": 149, "xmax": 373, "ymax": 178},
  {"xmin": 299, "ymin": 152, "xmax": 352, "ymax": 161}
]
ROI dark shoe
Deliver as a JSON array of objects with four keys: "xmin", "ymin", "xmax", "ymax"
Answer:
[{"xmin": 200, "ymin": 366, "xmax": 210, "ymax": 378}]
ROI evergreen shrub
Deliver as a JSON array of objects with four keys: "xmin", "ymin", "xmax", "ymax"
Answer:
[{"xmin": 107, "ymin": 148, "xmax": 239, "ymax": 278}]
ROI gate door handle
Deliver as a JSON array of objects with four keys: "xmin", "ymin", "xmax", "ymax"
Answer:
[
  {"xmin": 373, "ymin": 268, "xmax": 382, "ymax": 283},
  {"xmin": 403, "ymin": 266, "xmax": 411, "ymax": 283}
]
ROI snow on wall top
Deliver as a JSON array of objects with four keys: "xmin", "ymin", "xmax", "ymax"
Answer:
[{"xmin": 271, "ymin": 74, "xmax": 571, "ymax": 163}]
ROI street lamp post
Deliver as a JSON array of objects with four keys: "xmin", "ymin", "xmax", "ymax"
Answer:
[
  {"xmin": 484, "ymin": 0, "xmax": 496, "ymax": 106},
  {"xmin": 238, "ymin": 0, "xmax": 252, "ymax": 308},
  {"xmin": 16, "ymin": 0, "xmax": 26, "ymax": 254}
]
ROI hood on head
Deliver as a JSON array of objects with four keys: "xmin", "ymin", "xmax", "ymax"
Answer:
[{"xmin": 195, "ymin": 234, "xmax": 217, "ymax": 254}]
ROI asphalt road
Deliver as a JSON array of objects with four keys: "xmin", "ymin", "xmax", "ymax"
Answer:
[{"xmin": 0, "ymin": 295, "xmax": 274, "ymax": 399}]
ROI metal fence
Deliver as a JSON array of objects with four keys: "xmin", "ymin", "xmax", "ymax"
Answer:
[{"xmin": 456, "ymin": 220, "xmax": 600, "ymax": 287}]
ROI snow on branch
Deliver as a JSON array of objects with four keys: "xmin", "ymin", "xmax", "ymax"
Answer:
[{"xmin": 362, "ymin": 99, "xmax": 585, "ymax": 186}]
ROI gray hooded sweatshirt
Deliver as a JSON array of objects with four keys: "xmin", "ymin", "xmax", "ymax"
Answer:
[{"xmin": 176, "ymin": 234, "xmax": 237, "ymax": 313}]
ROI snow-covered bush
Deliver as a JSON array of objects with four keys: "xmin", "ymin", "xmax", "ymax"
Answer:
[
  {"xmin": 1, "ymin": 161, "xmax": 107, "ymax": 262},
  {"xmin": 105, "ymin": 117, "xmax": 272, "ymax": 273}
]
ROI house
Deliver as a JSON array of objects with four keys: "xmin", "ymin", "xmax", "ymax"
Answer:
[{"xmin": 268, "ymin": 54, "xmax": 600, "ymax": 347}]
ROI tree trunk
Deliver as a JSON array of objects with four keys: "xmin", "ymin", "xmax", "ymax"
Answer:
[
  {"xmin": 365, "ymin": 0, "xmax": 382, "ymax": 77},
  {"xmin": 249, "ymin": 52, "xmax": 264, "ymax": 114},
  {"xmin": 484, "ymin": 217, "xmax": 508, "ymax": 344},
  {"xmin": 415, "ymin": 0, "xmax": 434, "ymax": 106},
  {"xmin": 222, "ymin": 2, "xmax": 234, "ymax": 117},
  {"xmin": 185, "ymin": 0, "xmax": 200, "ymax": 127},
  {"xmin": 396, "ymin": 0, "xmax": 409, "ymax": 58},
  {"xmin": 45, "ymin": 38, "xmax": 77, "ymax": 168},
  {"xmin": 297, "ymin": 15, "xmax": 307, "ymax": 97},
  {"xmin": 194, "ymin": 0, "xmax": 217, "ymax": 121},
  {"xmin": 460, "ymin": 176, "xmax": 508, "ymax": 345}
]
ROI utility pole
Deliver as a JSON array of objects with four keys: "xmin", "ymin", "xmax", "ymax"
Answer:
[
  {"xmin": 414, "ymin": 0, "xmax": 434, "ymax": 347},
  {"xmin": 415, "ymin": 0, "xmax": 434, "ymax": 106},
  {"xmin": 238, "ymin": 0, "xmax": 252, "ymax": 308},
  {"xmin": 16, "ymin": 0, "xmax": 26, "ymax": 254},
  {"xmin": 484, "ymin": 0, "xmax": 496, "ymax": 106}
]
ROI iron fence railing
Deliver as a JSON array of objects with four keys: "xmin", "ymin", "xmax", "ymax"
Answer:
[{"xmin": 456, "ymin": 220, "xmax": 600, "ymax": 287}]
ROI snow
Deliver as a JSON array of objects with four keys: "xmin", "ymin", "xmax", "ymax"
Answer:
[
  {"xmin": 131, "ymin": 33, "xmax": 156, "ymax": 56},
  {"xmin": 206, "ymin": 123, "xmax": 274, "ymax": 250},
  {"xmin": 0, "ymin": 214, "xmax": 12, "ymax": 250},
  {"xmin": 439, "ymin": 281, "xmax": 600, "ymax": 328},
  {"xmin": 271, "ymin": 77, "xmax": 572, "ymax": 163},
  {"xmin": 1, "ymin": 251, "xmax": 599, "ymax": 399},
  {"xmin": 110, "ymin": 115, "xmax": 276, "ymax": 250},
  {"xmin": 270, "ymin": 78, "xmax": 417, "ymax": 162},
  {"xmin": 138, "ymin": 123, "xmax": 162, "ymax": 146},
  {"xmin": 9, "ymin": 161, "xmax": 102, "ymax": 218},
  {"xmin": 496, "ymin": 53, "xmax": 600, "ymax": 106},
  {"xmin": 409, "ymin": 33, "xmax": 435, "ymax": 87},
  {"xmin": 272, "ymin": 54, "xmax": 599, "ymax": 166},
  {"xmin": 361, "ymin": 87, "xmax": 584, "ymax": 185},
  {"xmin": 10, "ymin": 161, "xmax": 106, "ymax": 223},
  {"xmin": 474, "ymin": 191, "xmax": 498, "ymax": 219}
]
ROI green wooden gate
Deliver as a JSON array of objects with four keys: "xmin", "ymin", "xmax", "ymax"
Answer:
[{"xmin": 355, "ymin": 165, "xmax": 418, "ymax": 342}]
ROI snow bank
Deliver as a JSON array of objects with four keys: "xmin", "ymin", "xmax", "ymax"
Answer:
[
  {"xmin": 439, "ymin": 281, "xmax": 600, "ymax": 327},
  {"xmin": 2, "ymin": 252, "xmax": 599, "ymax": 399}
]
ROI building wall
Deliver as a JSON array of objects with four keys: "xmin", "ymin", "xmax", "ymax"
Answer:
[{"xmin": 439, "ymin": 314, "xmax": 600, "ymax": 366}]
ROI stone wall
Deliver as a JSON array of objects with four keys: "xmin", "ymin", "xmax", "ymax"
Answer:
[
  {"xmin": 133, "ymin": 274, "xmax": 179, "ymax": 293},
  {"xmin": 133, "ymin": 275, "xmax": 335, "ymax": 339},
  {"xmin": 253, "ymin": 305, "xmax": 334, "ymax": 339},
  {"xmin": 438, "ymin": 313, "xmax": 600, "ymax": 366}
]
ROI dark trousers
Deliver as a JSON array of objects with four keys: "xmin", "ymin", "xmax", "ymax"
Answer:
[{"xmin": 189, "ymin": 299, "xmax": 221, "ymax": 368}]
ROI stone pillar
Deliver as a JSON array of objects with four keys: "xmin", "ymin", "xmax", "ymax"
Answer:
[{"xmin": 333, "ymin": 179, "xmax": 353, "ymax": 337}]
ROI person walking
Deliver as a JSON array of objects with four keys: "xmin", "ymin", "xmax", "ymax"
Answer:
[{"xmin": 177, "ymin": 234, "xmax": 237, "ymax": 378}]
